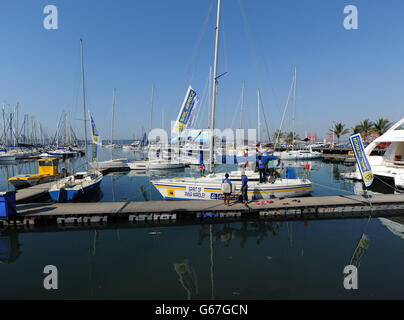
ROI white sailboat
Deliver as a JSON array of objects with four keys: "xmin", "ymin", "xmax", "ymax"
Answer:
[
  {"xmin": 128, "ymin": 85, "xmax": 186, "ymax": 171},
  {"xmin": 273, "ymin": 67, "xmax": 322, "ymax": 160},
  {"xmin": 48, "ymin": 39, "xmax": 103, "ymax": 202},
  {"xmin": 90, "ymin": 89, "xmax": 129, "ymax": 170},
  {"xmin": 151, "ymin": 0, "xmax": 313, "ymax": 200}
]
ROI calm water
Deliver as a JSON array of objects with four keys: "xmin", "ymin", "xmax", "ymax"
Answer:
[{"xmin": 0, "ymin": 147, "xmax": 403, "ymax": 299}]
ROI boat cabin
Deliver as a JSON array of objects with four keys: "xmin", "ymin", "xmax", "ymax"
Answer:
[{"xmin": 38, "ymin": 158, "xmax": 60, "ymax": 176}]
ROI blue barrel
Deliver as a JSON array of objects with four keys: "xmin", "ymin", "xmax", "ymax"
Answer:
[{"xmin": 0, "ymin": 191, "xmax": 17, "ymax": 219}]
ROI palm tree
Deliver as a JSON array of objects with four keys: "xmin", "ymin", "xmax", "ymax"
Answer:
[
  {"xmin": 284, "ymin": 132, "xmax": 300, "ymax": 146},
  {"xmin": 351, "ymin": 125, "xmax": 362, "ymax": 134},
  {"xmin": 372, "ymin": 118, "xmax": 391, "ymax": 136},
  {"xmin": 356, "ymin": 120, "xmax": 373, "ymax": 141},
  {"xmin": 329, "ymin": 122, "xmax": 349, "ymax": 144},
  {"xmin": 272, "ymin": 130, "xmax": 284, "ymax": 144}
]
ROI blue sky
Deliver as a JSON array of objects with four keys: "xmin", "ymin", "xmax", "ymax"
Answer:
[{"xmin": 1, "ymin": 0, "xmax": 404, "ymax": 141}]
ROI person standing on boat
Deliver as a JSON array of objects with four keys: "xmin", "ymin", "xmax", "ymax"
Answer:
[
  {"xmin": 267, "ymin": 159, "xmax": 275, "ymax": 183},
  {"xmin": 275, "ymin": 159, "xmax": 281, "ymax": 178},
  {"xmin": 221, "ymin": 173, "xmax": 232, "ymax": 206},
  {"xmin": 200, "ymin": 162, "xmax": 206, "ymax": 177},
  {"xmin": 240, "ymin": 171, "xmax": 248, "ymax": 207},
  {"xmin": 258, "ymin": 156, "xmax": 266, "ymax": 183}
]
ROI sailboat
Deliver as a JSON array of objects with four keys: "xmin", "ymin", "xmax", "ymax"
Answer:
[
  {"xmin": 151, "ymin": 0, "xmax": 314, "ymax": 200},
  {"xmin": 127, "ymin": 85, "xmax": 186, "ymax": 171},
  {"xmin": 48, "ymin": 39, "xmax": 103, "ymax": 202},
  {"xmin": 90, "ymin": 89, "xmax": 129, "ymax": 170},
  {"xmin": 273, "ymin": 67, "xmax": 322, "ymax": 160}
]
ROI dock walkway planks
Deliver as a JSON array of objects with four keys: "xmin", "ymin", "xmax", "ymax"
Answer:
[{"xmin": 11, "ymin": 193, "xmax": 404, "ymax": 224}]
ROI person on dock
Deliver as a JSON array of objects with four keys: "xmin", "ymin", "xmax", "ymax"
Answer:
[
  {"xmin": 240, "ymin": 171, "xmax": 248, "ymax": 207},
  {"xmin": 200, "ymin": 162, "xmax": 206, "ymax": 177},
  {"xmin": 221, "ymin": 173, "xmax": 232, "ymax": 206},
  {"xmin": 258, "ymin": 156, "xmax": 266, "ymax": 183}
]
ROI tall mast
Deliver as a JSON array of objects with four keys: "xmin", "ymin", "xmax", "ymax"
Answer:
[
  {"xmin": 111, "ymin": 88, "xmax": 116, "ymax": 160},
  {"xmin": 80, "ymin": 38, "xmax": 88, "ymax": 171},
  {"xmin": 240, "ymin": 82, "xmax": 245, "ymax": 130},
  {"xmin": 292, "ymin": 66, "xmax": 297, "ymax": 149},
  {"xmin": 257, "ymin": 89, "xmax": 261, "ymax": 142},
  {"xmin": 209, "ymin": 0, "xmax": 221, "ymax": 173},
  {"xmin": 208, "ymin": 66, "xmax": 212, "ymax": 129},
  {"xmin": 150, "ymin": 85, "xmax": 154, "ymax": 134}
]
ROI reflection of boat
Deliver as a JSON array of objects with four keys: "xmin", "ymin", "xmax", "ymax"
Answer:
[
  {"xmin": 342, "ymin": 118, "xmax": 404, "ymax": 188},
  {"xmin": 174, "ymin": 260, "xmax": 198, "ymax": 300},
  {"xmin": 8, "ymin": 157, "xmax": 64, "ymax": 189},
  {"xmin": 379, "ymin": 217, "xmax": 404, "ymax": 239}
]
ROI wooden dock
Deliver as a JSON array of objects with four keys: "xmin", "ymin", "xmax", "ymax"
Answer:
[{"xmin": 3, "ymin": 193, "xmax": 404, "ymax": 228}]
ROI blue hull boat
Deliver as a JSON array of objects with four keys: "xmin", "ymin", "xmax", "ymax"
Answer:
[{"xmin": 48, "ymin": 171, "xmax": 103, "ymax": 202}]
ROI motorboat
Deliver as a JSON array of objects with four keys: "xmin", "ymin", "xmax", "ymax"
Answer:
[
  {"xmin": 273, "ymin": 146, "xmax": 323, "ymax": 160},
  {"xmin": 8, "ymin": 157, "xmax": 64, "ymax": 189},
  {"xmin": 341, "ymin": 117, "xmax": 404, "ymax": 188}
]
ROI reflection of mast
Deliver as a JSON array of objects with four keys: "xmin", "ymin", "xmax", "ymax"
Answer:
[{"xmin": 210, "ymin": 224, "xmax": 215, "ymax": 300}]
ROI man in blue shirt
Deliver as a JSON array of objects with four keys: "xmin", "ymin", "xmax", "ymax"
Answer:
[
  {"xmin": 258, "ymin": 156, "xmax": 266, "ymax": 183},
  {"xmin": 240, "ymin": 171, "xmax": 248, "ymax": 207}
]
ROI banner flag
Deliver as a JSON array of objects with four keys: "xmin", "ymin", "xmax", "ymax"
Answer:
[
  {"xmin": 349, "ymin": 133, "xmax": 374, "ymax": 187},
  {"xmin": 88, "ymin": 111, "xmax": 101, "ymax": 145},
  {"xmin": 173, "ymin": 86, "xmax": 199, "ymax": 135}
]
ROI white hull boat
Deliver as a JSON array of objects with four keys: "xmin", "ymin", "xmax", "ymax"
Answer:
[
  {"xmin": 128, "ymin": 160, "xmax": 186, "ymax": 170},
  {"xmin": 152, "ymin": 170, "xmax": 313, "ymax": 201},
  {"xmin": 91, "ymin": 158, "xmax": 129, "ymax": 170},
  {"xmin": 0, "ymin": 152, "xmax": 16, "ymax": 161},
  {"xmin": 273, "ymin": 148, "xmax": 323, "ymax": 160},
  {"xmin": 341, "ymin": 117, "xmax": 404, "ymax": 189}
]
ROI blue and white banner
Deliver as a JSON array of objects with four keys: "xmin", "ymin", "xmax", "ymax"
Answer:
[
  {"xmin": 88, "ymin": 111, "xmax": 101, "ymax": 145},
  {"xmin": 349, "ymin": 133, "xmax": 374, "ymax": 187},
  {"xmin": 173, "ymin": 86, "xmax": 199, "ymax": 135}
]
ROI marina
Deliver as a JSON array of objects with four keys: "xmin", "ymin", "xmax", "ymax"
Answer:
[{"xmin": 2, "ymin": 0, "xmax": 404, "ymax": 302}]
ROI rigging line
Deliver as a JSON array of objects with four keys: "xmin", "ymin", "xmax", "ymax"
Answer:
[
  {"xmin": 194, "ymin": 71, "xmax": 210, "ymax": 130},
  {"xmin": 238, "ymin": 0, "xmax": 281, "ymax": 112},
  {"xmin": 311, "ymin": 181, "xmax": 355, "ymax": 195},
  {"xmin": 175, "ymin": 0, "xmax": 215, "ymax": 106},
  {"xmin": 259, "ymin": 89, "xmax": 272, "ymax": 142},
  {"xmin": 373, "ymin": 174, "xmax": 404, "ymax": 193},
  {"xmin": 275, "ymin": 74, "xmax": 295, "ymax": 146}
]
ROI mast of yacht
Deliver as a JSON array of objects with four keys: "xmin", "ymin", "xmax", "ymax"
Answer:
[
  {"xmin": 209, "ymin": 0, "xmax": 221, "ymax": 174},
  {"xmin": 292, "ymin": 66, "xmax": 297, "ymax": 150},
  {"xmin": 110, "ymin": 88, "xmax": 116, "ymax": 160},
  {"xmin": 80, "ymin": 38, "xmax": 89, "ymax": 171},
  {"xmin": 257, "ymin": 89, "xmax": 261, "ymax": 143},
  {"xmin": 240, "ymin": 82, "xmax": 245, "ymax": 130}
]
